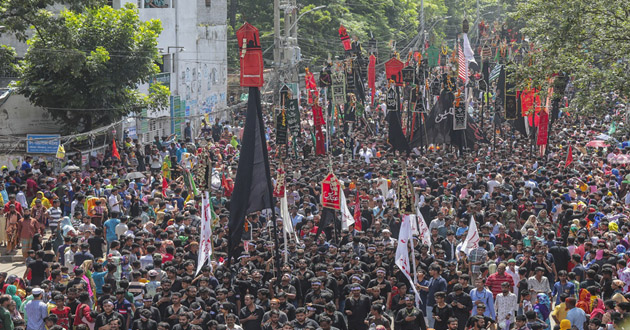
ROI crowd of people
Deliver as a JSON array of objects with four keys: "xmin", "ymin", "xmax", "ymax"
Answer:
[{"xmin": 0, "ymin": 89, "xmax": 629, "ymax": 330}]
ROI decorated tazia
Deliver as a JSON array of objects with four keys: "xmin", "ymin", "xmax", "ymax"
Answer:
[{"xmin": 236, "ymin": 22, "xmax": 263, "ymax": 87}]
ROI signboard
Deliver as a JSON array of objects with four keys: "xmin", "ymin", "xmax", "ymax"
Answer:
[
  {"xmin": 286, "ymin": 99, "xmax": 300, "ymax": 135},
  {"xmin": 386, "ymin": 86, "xmax": 397, "ymax": 112},
  {"xmin": 26, "ymin": 134, "xmax": 60, "ymax": 154},
  {"xmin": 275, "ymin": 108, "xmax": 288, "ymax": 145},
  {"xmin": 150, "ymin": 72, "xmax": 171, "ymax": 86},
  {"xmin": 402, "ymin": 66, "xmax": 415, "ymax": 84},
  {"xmin": 332, "ymin": 71, "xmax": 346, "ymax": 105},
  {"xmin": 453, "ymin": 103, "xmax": 467, "ymax": 130}
]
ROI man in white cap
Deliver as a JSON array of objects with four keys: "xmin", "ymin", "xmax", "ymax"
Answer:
[{"xmin": 24, "ymin": 288, "xmax": 48, "ymax": 330}]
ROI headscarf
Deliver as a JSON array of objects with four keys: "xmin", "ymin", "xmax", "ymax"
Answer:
[
  {"xmin": 5, "ymin": 285, "xmax": 21, "ymax": 309},
  {"xmin": 60, "ymin": 217, "xmax": 76, "ymax": 237},
  {"xmin": 535, "ymin": 293, "xmax": 550, "ymax": 321},
  {"xmin": 576, "ymin": 288, "xmax": 591, "ymax": 314}
]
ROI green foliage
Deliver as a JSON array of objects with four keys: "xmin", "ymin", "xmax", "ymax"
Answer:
[
  {"xmin": 13, "ymin": 3, "xmax": 167, "ymax": 132},
  {"xmin": 229, "ymin": 0, "xmax": 503, "ymax": 71},
  {"xmin": 510, "ymin": 0, "xmax": 630, "ymax": 115}
]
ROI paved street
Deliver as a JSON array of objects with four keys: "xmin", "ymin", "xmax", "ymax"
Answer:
[{"xmin": 0, "ymin": 262, "xmax": 27, "ymax": 277}]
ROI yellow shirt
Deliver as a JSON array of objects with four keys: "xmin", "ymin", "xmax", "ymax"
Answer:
[{"xmin": 551, "ymin": 302, "xmax": 567, "ymax": 321}]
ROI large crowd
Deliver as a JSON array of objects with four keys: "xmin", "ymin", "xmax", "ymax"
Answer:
[{"xmin": 0, "ymin": 88, "xmax": 629, "ymax": 330}]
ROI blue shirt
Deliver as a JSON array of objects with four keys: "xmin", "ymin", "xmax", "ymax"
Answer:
[
  {"xmin": 426, "ymin": 276, "xmax": 447, "ymax": 307},
  {"xmin": 92, "ymin": 271, "xmax": 108, "ymax": 294},
  {"xmin": 24, "ymin": 299, "xmax": 48, "ymax": 330},
  {"xmin": 470, "ymin": 288, "xmax": 496, "ymax": 318},
  {"xmin": 552, "ymin": 281, "xmax": 575, "ymax": 305},
  {"xmin": 566, "ymin": 307, "xmax": 587, "ymax": 330},
  {"xmin": 104, "ymin": 218, "xmax": 120, "ymax": 242}
]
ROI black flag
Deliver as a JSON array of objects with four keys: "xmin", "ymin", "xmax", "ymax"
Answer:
[
  {"xmin": 228, "ymin": 87, "xmax": 274, "ymax": 262},
  {"xmin": 387, "ymin": 86, "xmax": 410, "ymax": 153}
]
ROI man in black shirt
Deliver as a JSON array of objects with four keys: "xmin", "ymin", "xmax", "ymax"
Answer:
[
  {"xmin": 24, "ymin": 250, "xmax": 49, "ymax": 286},
  {"xmin": 395, "ymin": 295, "xmax": 427, "ymax": 330},
  {"xmin": 239, "ymin": 294, "xmax": 264, "ymax": 330},
  {"xmin": 344, "ymin": 284, "xmax": 370, "ymax": 330},
  {"xmin": 95, "ymin": 300, "xmax": 125, "ymax": 330},
  {"xmin": 88, "ymin": 228, "xmax": 106, "ymax": 259}
]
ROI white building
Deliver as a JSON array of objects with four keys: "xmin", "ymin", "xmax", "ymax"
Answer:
[{"xmin": 0, "ymin": 0, "xmax": 228, "ymax": 143}]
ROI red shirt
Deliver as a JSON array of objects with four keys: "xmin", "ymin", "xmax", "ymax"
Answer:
[
  {"xmin": 51, "ymin": 306, "xmax": 71, "ymax": 329},
  {"xmin": 485, "ymin": 272, "xmax": 514, "ymax": 297}
]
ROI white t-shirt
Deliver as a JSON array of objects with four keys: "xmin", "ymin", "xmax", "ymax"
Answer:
[{"xmin": 109, "ymin": 194, "xmax": 121, "ymax": 213}]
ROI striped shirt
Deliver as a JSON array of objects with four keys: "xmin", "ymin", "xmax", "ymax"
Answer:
[{"xmin": 47, "ymin": 207, "xmax": 63, "ymax": 229}]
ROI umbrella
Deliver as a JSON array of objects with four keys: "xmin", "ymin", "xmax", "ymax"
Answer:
[
  {"xmin": 62, "ymin": 165, "xmax": 80, "ymax": 172},
  {"xmin": 124, "ymin": 172, "xmax": 146, "ymax": 180},
  {"xmin": 586, "ymin": 140, "xmax": 609, "ymax": 148}
]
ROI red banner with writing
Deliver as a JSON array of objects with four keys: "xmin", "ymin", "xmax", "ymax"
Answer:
[{"xmin": 321, "ymin": 173, "xmax": 341, "ymax": 210}]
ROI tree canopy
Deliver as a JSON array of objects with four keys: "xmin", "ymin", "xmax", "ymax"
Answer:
[
  {"xmin": 11, "ymin": 3, "xmax": 168, "ymax": 132},
  {"xmin": 227, "ymin": 0, "xmax": 506, "ymax": 71},
  {"xmin": 510, "ymin": 0, "xmax": 630, "ymax": 115}
]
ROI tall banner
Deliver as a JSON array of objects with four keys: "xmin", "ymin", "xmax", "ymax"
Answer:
[
  {"xmin": 312, "ymin": 104, "xmax": 325, "ymax": 126},
  {"xmin": 505, "ymin": 66, "xmax": 518, "ymax": 120},
  {"xmin": 196, "ymin": 192, "xmax": 213, "ymax": 275},
  {"xmin": 368, "ymin": 55, "xmax": 376, "ymax": 105},
  {"xmin": 395, "ymin": 215, "xmax": 421, "ymax": 304},
  {"xmin": 340, "ymin": 190, "xmax": 355, "ymax": 230},
  {"xmin": 537, "ymin": 108, "xmax": 549, "ymax": 146},
  {"xmin": 275, "ymin": 108, "xmax": 288, "ymax": 145},
  {"xmin": 397, "ymin": 173, "xmax": 415, "ymax": 214},
  {"xmin": 453, "ymin": 90, "xmax": 467, "ymax": 130}
]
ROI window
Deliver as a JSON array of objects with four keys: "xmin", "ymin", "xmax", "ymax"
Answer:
[
  {"xmin": 205, "ymin": 0, "xmax": 211, "ymax": 7},
  {"xmin": 144, "ymin": 0, "xmax": 169, "ymax": 8}
]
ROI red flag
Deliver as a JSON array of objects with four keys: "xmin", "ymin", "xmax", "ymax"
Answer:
[
  {"xmin": 162, "ymin": 176, "xmax": 168, "ymax": 196},
  {"xmin": 112, "ymin": 138, "xmax": 120, "ymax": 160},
  {"xmin": 565, "ymin": 146, "xmax": 573, "ymax": 168},
  {"xmin": 353, "ymin": 193, "xmax": 362, "ymax": 231},
  {"xmin": 368, "ymin": 55, "xmax": 376, "ymax": 105},
  {"xmin": 315, "ymin": 125, "xmax": 325, "ymax": 155}
]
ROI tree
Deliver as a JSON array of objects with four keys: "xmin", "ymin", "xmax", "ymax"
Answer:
[
  {"xmin": 0, "ymin": 0, "xmax": 104, "ymax": 68},
  {"xmin": 511, "ymin": 0, "xmax": 630, "ymax": 115},
  {"xmin": 13, "ymin": 3, "xmax": 169, "ymax": 132}
]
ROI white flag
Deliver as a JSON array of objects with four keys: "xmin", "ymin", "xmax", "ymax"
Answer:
[
  {"xmin": 462, "ymin": 33, "xmax": 477, "ymax": 64},
  {"xmin": 395, "ymin": 215, "xmax": 421, "ymax": 304},
  {"xmin": 196, "ymin": 192, "xmax": 213, "ymax": 275},
  {"xmin": 340, "ymin": 190, "xmax": 355, "ymax": 230},
  {"xmin": 415, "ymin": 208, "xmax": 432, "ymax": 248},
  {"xmin": 461, "ymin": 215, "xmax": 480, "ymax": 255},
  {"xmin": 281, "ymin": 188, "xmax": 299, "ymax": 242}
]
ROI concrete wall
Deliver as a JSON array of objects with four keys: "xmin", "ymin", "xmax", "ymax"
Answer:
[
  {"xmin": 0, "ymin": 0, "xmax": 227, "ymax": 142},
  {"xmin": 0, "ymin": 90, "xmax": 64, "ymax": 135}
]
